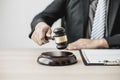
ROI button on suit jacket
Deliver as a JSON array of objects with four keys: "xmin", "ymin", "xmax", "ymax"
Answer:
[{"xmin": 30, "ymin": 0, "xmax": 120, "ymax": 48}]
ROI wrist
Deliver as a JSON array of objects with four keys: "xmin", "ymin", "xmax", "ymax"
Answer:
[{"xmin": 97, "ymin": 38, "xmax": 109, "ymax": 48}]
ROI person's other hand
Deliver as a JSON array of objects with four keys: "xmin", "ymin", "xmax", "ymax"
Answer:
[
  {"xmin": 66, "ymin": 38, "xmax": 109, "ymax": 50},
  {"xmin": 31, "ymin": 22, "xmax": 52, "ymax": 46}
]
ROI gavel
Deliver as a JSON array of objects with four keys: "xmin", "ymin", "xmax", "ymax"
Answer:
[
  {"xmin": 48, "ymin": 27, "xmax": 68, "ymax": 49},
  {"xmin": 37, "ymin": 28, "xmax": 78, "ymax": 66}
]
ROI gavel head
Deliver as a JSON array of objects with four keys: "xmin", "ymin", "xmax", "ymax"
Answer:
[{"xmin": 53, "ymin": 27, "xmax": 68, "ymax": 49}]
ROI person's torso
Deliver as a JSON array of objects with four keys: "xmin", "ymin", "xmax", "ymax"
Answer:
[{"xmin": 62, "ymin": 0, "xmax": 120, "ymax": 43}]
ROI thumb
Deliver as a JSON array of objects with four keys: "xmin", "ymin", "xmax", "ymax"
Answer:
[{"xmin": 46, "ymin": 28, "xmax": 52, "ymax": 38}]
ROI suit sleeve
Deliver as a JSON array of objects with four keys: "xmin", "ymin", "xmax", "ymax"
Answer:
[
  {"xmin": 105, "ymin": 4, "xmax": 120, "ymax": 49},
  {"xmin": 105, "ymin": 35, "xmax": 120, "ymax": 48},
  {"xmin": 29, "ymin": 0, "xmax": 67, "ymax": 38}
]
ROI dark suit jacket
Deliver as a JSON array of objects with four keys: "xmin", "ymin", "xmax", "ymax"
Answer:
[{"xmin": 30, "ymin": 0, "xmax": 120, "ymax": 48}]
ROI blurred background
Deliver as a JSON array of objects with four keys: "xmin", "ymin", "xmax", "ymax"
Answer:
[{"xmin": 0, "ymin": 0, "xmax": 61, "ymax": 48}]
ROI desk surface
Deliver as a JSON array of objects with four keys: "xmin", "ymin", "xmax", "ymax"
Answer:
[{"xmin": 0, "ymin": 48, "xmax": 120, "ymax": 80}]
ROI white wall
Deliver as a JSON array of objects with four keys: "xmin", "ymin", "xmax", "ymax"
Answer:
[{"xmin": 0, "ymin": 0, "xmax": 61, "ymax": 48}]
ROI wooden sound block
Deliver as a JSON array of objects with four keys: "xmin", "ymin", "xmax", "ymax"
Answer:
[{"xmin": 37, "ymin": 51, "xmax": 77, "ymax": 66}]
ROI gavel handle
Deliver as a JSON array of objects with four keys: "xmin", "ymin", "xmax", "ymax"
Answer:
[{"xmin": 46, "ymin": 36, "xmax": 54, "ymax": 40}]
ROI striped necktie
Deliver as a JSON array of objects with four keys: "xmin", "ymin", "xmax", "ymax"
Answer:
[{"xmin": 91, "ymin": 0, "xmax": 107, "ymax": 39}]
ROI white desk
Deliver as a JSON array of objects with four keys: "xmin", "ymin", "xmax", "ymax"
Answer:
[{"xmin": 0, "ymin": 49, "xmax": 120, "ymax": 80}]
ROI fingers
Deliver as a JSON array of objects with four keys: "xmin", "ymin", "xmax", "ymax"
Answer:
[
  {"xmin": 31, "ymin": 22, "xmax": 51, "ymax": 46},
  {"xmin": 46, "ymin": 28, "xmax": 52, "ymax": 40},
  {"xmin": 46, "ymin": 28, "xmax": 52, "ymax": 38},
  {"xmin": 66, "ymin": 43, "xmax": 80, "ymax": 50},
  {"xmin": 32, "ymin": 31, "xmax": 48, "ymax": 46},
  {"xmin": 66, "ymin": 41, "xmax": 80, "ymax": 50},
  {"xmin": 66, "ymin": 39, "xmax": 87, "ymax": 50}
]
